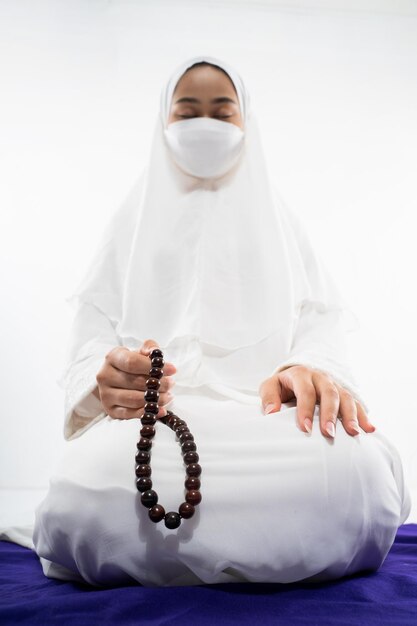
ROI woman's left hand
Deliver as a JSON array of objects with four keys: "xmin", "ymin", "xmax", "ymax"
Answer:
[{"xmin": 258, "ymin": 365, "xmax": 376, "ymax": 439}]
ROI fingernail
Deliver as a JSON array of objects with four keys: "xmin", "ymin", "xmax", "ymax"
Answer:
[
  {"xmin": 303, "ymin": 418, "xmax": 312, "ymax": 433},
  {"xmin": 325, "ymin": 421, "xmax": 335, "ymax": 437},
  {"xmin": 264, "ymin": 403, "xmax": 276, "ymax": 414},
  {"xmin": 348, "ymin": 420, "xmax": 361, "ymax": 435}
]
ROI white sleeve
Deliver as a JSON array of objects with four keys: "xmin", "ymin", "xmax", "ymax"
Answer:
[
  {"xmin": 58, "ymin": 301, "xmax": 122, "ymax": 441},
  {"xmin": 270, "ymin": 301, "xmax": 370, "ymax": 413}
]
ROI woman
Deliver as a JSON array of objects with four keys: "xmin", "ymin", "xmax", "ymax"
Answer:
[{"xmin": 32, "ymin": 55, "xmax": 411, "ymax": 587}]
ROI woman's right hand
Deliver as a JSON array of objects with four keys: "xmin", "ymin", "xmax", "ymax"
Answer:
[{"xmin": 95, "ymin": 339, "xmax": 176, "ymax": 420}]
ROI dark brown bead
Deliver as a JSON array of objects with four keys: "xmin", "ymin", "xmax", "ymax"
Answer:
[
  {"xmin": 149, "ymin": 504, "xmax": 165, "ymax": 523},
  {"xmin": 144, "ymin": 402, "xmax": 159, "ymax": 415},
  {"xmin": 185, "ymin": 490, "xmax": 202, "ymax": 505},
  {"xmin": 140, "ymin": 425, "xmax": 156, "ymax": 438},
  {"xmin": 137, "ymin": 437, "xmax": 152, "ymax": 451},
  {"xmin": 164, "ymin": 512, "xmax": 181, "ymax": 529},
  {"xmin": 151, "ymin": 356, "xmax": 164, "ymax": 369},
  {"xmin": 149, "ymin": 367, "xmax": 163, "ymax": 379},
  {"xmin": 141, "ymin": 413, "xmax": 156, "ymax": 425},
  {"xmin": 186, "ymin": 463, "xmax": 202, "ymax": 477},
  {"xmin": 136, "ymin": 477, "xmax": 152, "ymax": 492},
  {"xmin": 184, "ymin": 451, "xmax": 199, "ymax": 464},
  {"xmin": 185, "ymin": 476, "xmax": 200, "ymax": 490},
  {"xmin": 135, "ymin": 450, "xmax": 150, "ymax": 464},
  {"xmin": 179, "ymin": 432, "xmax": 194, "ymax": 444},
  {"xmin": 149, "ymin": 348, "xmax": 163, "ymax": 359},
  {"xmin": 141, "ymin": 489, "xmax": 158, "ymax": 508},
  {"xmin": 173, "ymin": 419, "xmax": 186, "ymax": 429},
  {"xmin": 179, "ymin": 502, "xmax": 195, "ymax": 519},
  {"xmin": 181, "ymin": 440, "xmax": 196, "ymax": 453},
  {"xmin": 146, "ymin": 377, "xmax": 160, "ymax": 390},
  {"xmin": 176, "ymin": 425, "xmax": 189, "ymax": 435},
  {"xmin": 144, "ymin": 389, "xmax": 159, "ymax": 403},
  {"xmin": 135, "ymin": 464, "xmax": 151, "ymax": 477}
]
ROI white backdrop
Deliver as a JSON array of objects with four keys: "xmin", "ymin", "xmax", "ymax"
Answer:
[{"xmin": 0, "ymin": 0, "xmax": 416, "ymax": 524}]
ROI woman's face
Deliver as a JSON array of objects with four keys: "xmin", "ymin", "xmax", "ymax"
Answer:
[{"xmin": 167, "ymin": 64, "xmax": 244, "ymax": 130}]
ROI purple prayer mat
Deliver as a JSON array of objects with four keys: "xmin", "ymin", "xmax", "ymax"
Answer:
[{"xmin": 0, "ymin": 524, "xmax": 416, "ymax": 625}]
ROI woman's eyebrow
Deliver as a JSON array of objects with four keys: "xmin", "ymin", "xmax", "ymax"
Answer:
[{"xmin": 174, "ymin": 96, "xmax": 237, "ymax": 105}]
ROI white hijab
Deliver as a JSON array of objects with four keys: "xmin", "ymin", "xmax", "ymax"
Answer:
[{"xmin": 62, "ymin": 55, "xmax": 359, "ymax": 402}]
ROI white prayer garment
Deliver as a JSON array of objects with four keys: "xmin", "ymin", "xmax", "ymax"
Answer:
[{"xmin": 28, "ymin": 55, "xmax": 410, "ymax": 586}]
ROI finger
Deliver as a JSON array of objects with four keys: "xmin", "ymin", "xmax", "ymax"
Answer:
[
  {"xmin": 140, "ymin": 340, "xmax": 178, "ymax": 375},
  {"xmin": 109, "ymin": 404, "xmax": 168, "ymax": 420},
  {"xmin": 108, "ymin": 406, "xmax": 144, "ymax": 420},
  {"xmin": 103, "ymin": 387, "xmax": 143, "ymax": 409},
  {"xmin": 259, "ymin": 375, "xmax": 282, "ymax": 414},
  {"xmin": 356, "ymin": 401, "xmax": 376, "ymax": 433},
  {"xmin": 290, "ymin": 372, "xmax": 317, "ymax": 434},
  {"xmin": 313, "ymin": 374, "xmax": 340, "ymax": 439},
  {"xmin": 106, "ymin": 347, "xmax": 150, "ymax": 376},
  {"xmin": 140, "ymin": 338, "xmax": 160, "ymax": 355},
  {"xmin": 106, "ymin": 347, "xmax": 177, "ymax": 376},
  {"xmin": 337, "ymin": 387, "xmax": 361, "ymax": 436},
  {"xmin": 102, "ymin": 366, "xmax": 175, "ymax": 393},
  {"xmin": 105, "ymin": 388, "xmax": 173, "ymax": 410}
]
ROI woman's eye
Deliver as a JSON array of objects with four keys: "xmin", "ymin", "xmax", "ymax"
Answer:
[{"xmin": 178, "ymin": 114, "xmax": 232, "ymax": 119}]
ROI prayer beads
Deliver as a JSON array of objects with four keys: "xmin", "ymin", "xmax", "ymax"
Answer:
[{"xmin": 135, "ymin": 347, "xmax": 202, "ymax": 529}]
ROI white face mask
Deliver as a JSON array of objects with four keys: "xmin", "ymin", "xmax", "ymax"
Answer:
[{"xmin": 163, "ymin": 117, "xmax": 245, "ymax": 179}]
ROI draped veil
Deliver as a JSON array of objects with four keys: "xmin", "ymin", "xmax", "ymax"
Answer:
[{"xmin": 58, "ymin": 55, "xmax": 360, "ymax": 402}]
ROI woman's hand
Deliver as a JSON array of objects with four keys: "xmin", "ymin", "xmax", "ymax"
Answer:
[
  {"xmin": 95, "ymin": 339, "xmax": 176, "ymax": 420},
  {"xmin": 258, "ymin": 365, "xmax": 376, "ymax": 439}
]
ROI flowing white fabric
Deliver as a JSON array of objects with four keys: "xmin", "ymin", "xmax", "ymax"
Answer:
[
  {"xmin": 32, "ymin": 385, "xmax": 411, "ymax": 587},
  {"xmin": 25, "ymin": 55, "xmax": 413, "ymax": 586}
]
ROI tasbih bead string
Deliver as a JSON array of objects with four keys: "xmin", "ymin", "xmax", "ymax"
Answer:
[{"xmin": 135, "ymin": 347, "xmax": 202, "ymax": 529}]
